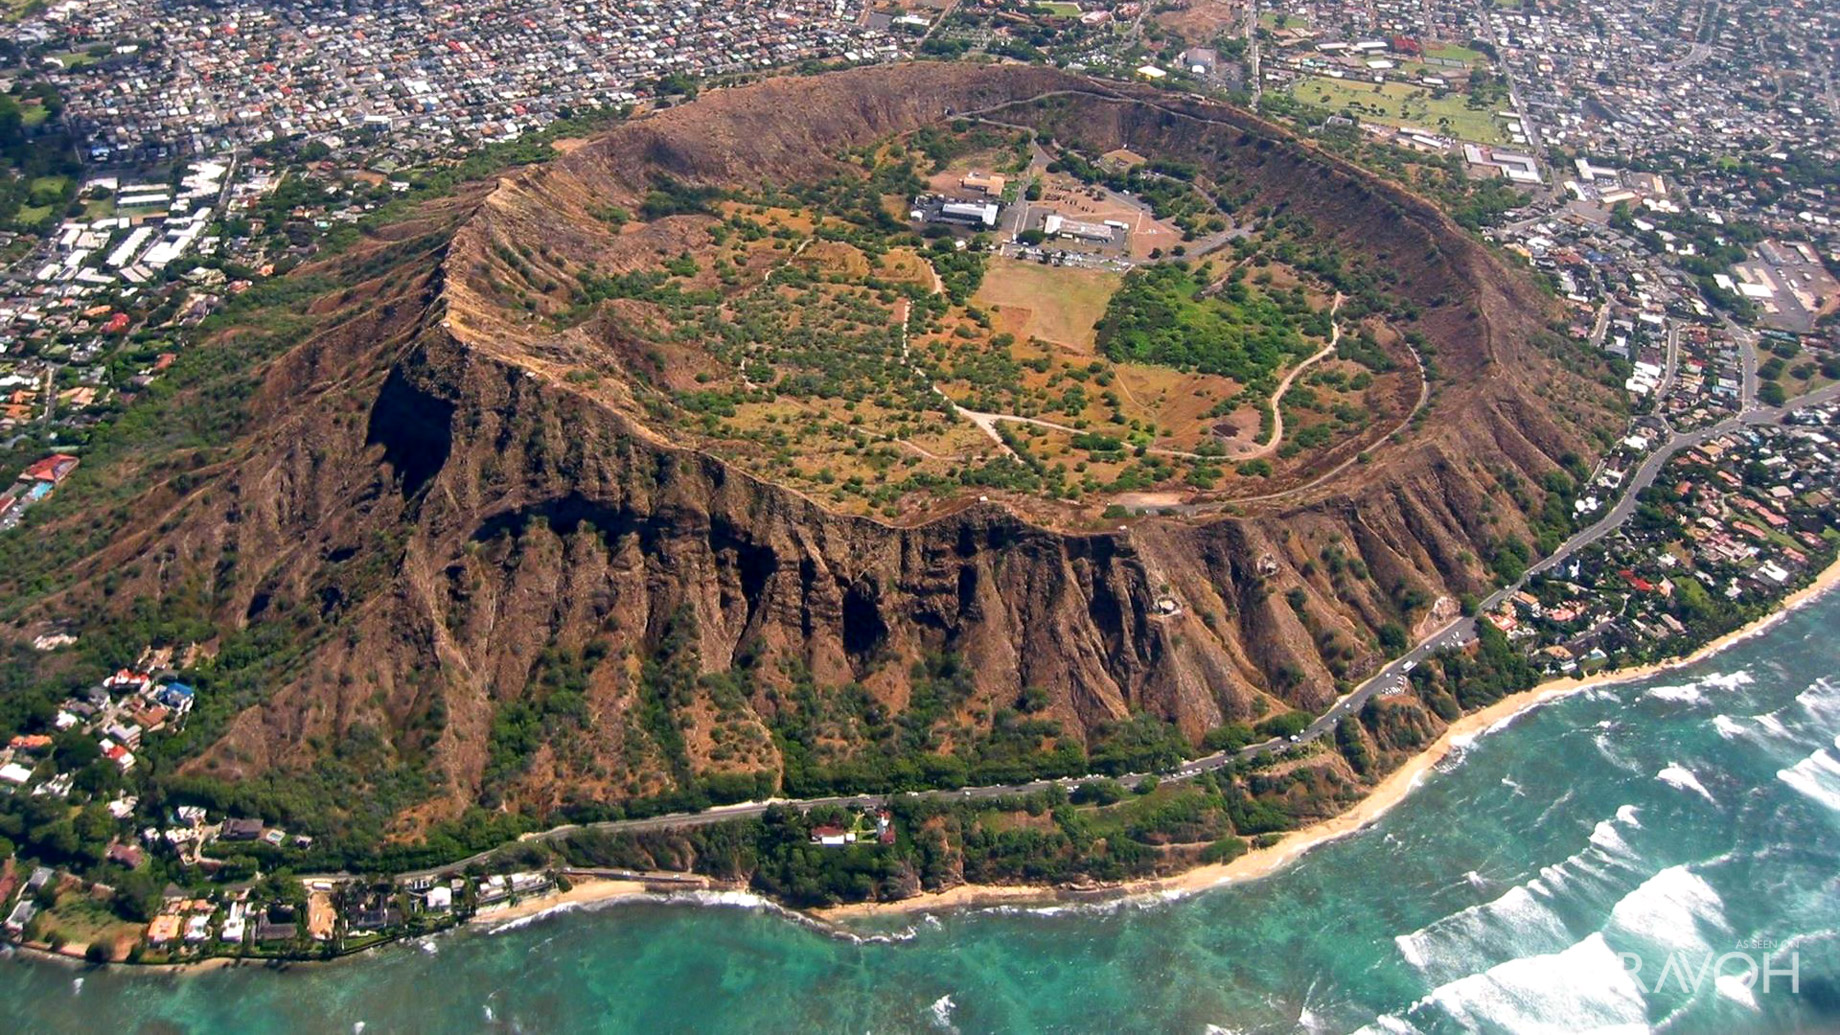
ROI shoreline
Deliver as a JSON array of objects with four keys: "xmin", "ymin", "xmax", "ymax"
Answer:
[
  {"xmin": 815, "ymin": 554, "xmax": 1840, "ymax": 922},
  {"xmin": 16, "ymin": 559, "xmax": 1837, "ymax": 960},
  {"xmin": 465, "ymin": 878, "xmax": 657, "ymax": 928}
]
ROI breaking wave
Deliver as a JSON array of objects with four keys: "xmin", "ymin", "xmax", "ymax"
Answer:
[
  {"xmin": 928, "ymin": 994, "xmax": 957, "ymax": 1030},
  {"xmin": 1775, "ymin": 739, "xmax": 1840, "ymax": 813},
  {"xmin": 1656, "ymin": 763, "xmax": 1717, "ymax": 804},
  {"xmin": 1604, "ymin": 865, "xmax": 1730, "ymax": 957},
  {"xmin": 1394, "ymin": 807, "xmax": 1645, "ymax": 985},
  {"xmin": 1398, "ymin": 932, "xmax": 1649, "ymax": 1034}
]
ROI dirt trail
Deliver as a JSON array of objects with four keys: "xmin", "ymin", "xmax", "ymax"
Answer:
[
  {"xmin": 895, "ymin": 267, "xmax": 1346, "ymax": 469},
  {"xmin": 1225, "ymin": 292, "xmax": 1344, "ymax": 461},
  {"xmin": 957, "ymin": 294, "xmax": 1345, "ymax": 463}
]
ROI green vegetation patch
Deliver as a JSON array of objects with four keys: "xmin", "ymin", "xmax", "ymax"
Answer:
[
  {"xmin": 1283, "ymin": 75, "xmax": 1509, "ymax": 145},
  {"xmin": 1095, "ymin": 261, "xmax": 1318, "ymax": 385}
]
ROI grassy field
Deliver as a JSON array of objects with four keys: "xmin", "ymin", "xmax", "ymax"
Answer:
[
  {"xmin": 1424, "ymin": 42, "xmax": 1490, "ymax": 65},
  {"xmin": 1259, "ymin": 11, "xmax": 1311, "ymax": 30},
  {"xmin": 1032, "ymin": 1, "xmax": 1084, "ymax": 16},
  {"xmin": 43, "ymin": 894, "xmax": 141, "ymax": 957},
  {"xmin": 1284, "ymin": 74, "xmax": 1508, "ymax": 144},
  {"xmin": 972, "ymin": 257, "xmax": 1120, "ymax": 353}
]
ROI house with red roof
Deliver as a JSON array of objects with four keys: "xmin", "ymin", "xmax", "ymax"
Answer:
[{"xmin": 18, "ymin": 454, "xmax": 78, "ymax": 485}]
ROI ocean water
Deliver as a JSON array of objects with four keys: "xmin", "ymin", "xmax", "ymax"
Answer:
[{"xmin": 7, "ymin": 594, "xmax": 1840, "ymax": 1034}]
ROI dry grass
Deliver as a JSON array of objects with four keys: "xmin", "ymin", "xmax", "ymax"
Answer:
[
  {"xmin": 877, "ymin": 247, "xmax": 940, "ymax": 290},
  {"xmin": 798, "ymin": 240, "xmax": 871, "ymax": 278},
  {"xmin": 1154, "ymin": 0, "xmax": 1247, "ymax": 38},
  {"xmin": 972, "ymin": 257, "xmax": 1120, "ymax": 353}
]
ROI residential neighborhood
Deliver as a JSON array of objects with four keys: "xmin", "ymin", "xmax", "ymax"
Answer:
[{"xmin": 0, "ymin": 0, "xmax": 1834, "ymax": 989}]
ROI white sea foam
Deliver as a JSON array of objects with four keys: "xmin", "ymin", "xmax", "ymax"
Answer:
[
  {"xmin": 1754, "ymin": 713, "xmax": 1791, "ymax": 738},
  {"xmin": 1716, "ymin": 972, "xmax": 1760, "ymax": 1011},
  {"xmin": 928, "ymin": 994, "xmax": 957, "ymax": 1030},
  {"xmin": 1656, "ymin": 763, "xmax": 1718, "ymax": 805},
  {"xmin": 671, "ymin": 889, "xmax": 772, "ymax": 910},
  {"xmin": 70, "ymin": 977, "xmax": 82, "ymax": 996},
  {"xmin": 1769, "ymin": 926, "xmax": 1840, "ymax": 959},
  {"xmin": 1394, "ymin": 883, "xmax": 1574, "ymax": 980},
  {"xmin": 1795, "ymin": 677, "xmax": 1840, "ymax": 724},
  {"xmin": 1406, "ymin": 932, "xmax": 1650, "ymax": 1035},
  {"xmin": 1351, "ymin": 1017, "xmax": 1421, "ymax": 1035},
  {"xmin": 1605, "ymin": 865, "xmax": 1730, "ymax": 958},
  {"xmin": 1645, "ymin": 683, "xmax": 1706, "ymax": 706},
  {"xmin": 1644, "ymin": 670, "xmax": 1752, "ymax": 712},
  {"xmin": 1398, "ymin": 807, "xmax": 1650, "ymax": 982},
  {"xmin": 1589, "ymin": 819, "xmax": 1637, "ymax": 858},
  {"xmin": 1533, "ymin": 788, "xmax": 1576, "ymax": 828},
  {"xmin": 979, "ymin": 889, "xmax": 1189, "ymax": 921},
  {"xmin": 1776, "ymin": 745, "xmax": 1840, "ymax": 813},
  {"xmin": 1711, "ymin": 714, "xmax": 1747, "ymax": 740},
  {"xmin": 1592, "ymin": 731, "xmax": 1642, "ymax": 774}
]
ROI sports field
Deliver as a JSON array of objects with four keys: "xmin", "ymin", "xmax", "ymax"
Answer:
[{"xmin": 1285, "ymin": 74, "xmax": 1508, "ymax": 144}]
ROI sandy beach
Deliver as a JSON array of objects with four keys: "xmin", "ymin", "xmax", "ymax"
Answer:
[
  {"xmin": 36, "ymin": 560, "xmax": 1840, "ymax": 950},
  {"xmin": 817, "ymin": 556, "xmax": 1840, "ymax": 922},
  {"xmin": 467, "ymin": 877, "xmax": 662, "ymax": 926}
]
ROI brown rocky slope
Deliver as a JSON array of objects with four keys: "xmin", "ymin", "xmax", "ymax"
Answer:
[{"xmin": 17, "ymin": 64, "xmax": 1622, "ymax": 844}]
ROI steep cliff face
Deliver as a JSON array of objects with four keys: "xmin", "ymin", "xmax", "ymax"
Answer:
[{"xmin": 18, "ymin": 65, "xmax": 1620, "ymax": 839}]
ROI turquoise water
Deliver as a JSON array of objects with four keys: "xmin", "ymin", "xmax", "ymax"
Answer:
[{"xmin": 7, "ymin": 595, "xmax": 1840, "ymax": 1034}]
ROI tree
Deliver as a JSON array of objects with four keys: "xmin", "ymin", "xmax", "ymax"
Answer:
[{"xmin": 112, "ymin": 871, "xmax": 162, "ymax": 923}]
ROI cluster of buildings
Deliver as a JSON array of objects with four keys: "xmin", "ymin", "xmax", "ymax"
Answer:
[
  {"xmin": 1475, "ymin": 0, "xmax": 1840, "ymax": 265},
  {"xmin": 1492, "ymin": 402, "xmax": 1840, "ymax": 672},
  {"xmin": 133, "ymin": 871, "xmax": 468, "ymax": 955},
  {"xmin": 4, "ymin": 156, "xmax": 271, "ymax": 345},
  {"xmin": 1489, "ymin": 154, "xmax": 1829, "ymax": 427},
  {"xmin": 916, "ymin": 193, "xmax": 1003, "ymax": 230},
  {"xmin": 16, "ymin": 0, "xmax": 905, "ymax": 166},
  {"xmin": 0, "ymin": 857, "xmax": 557, "ymax": 961},
  {"xmin": 0, "ymin": 647, "xmax": 197, "ymax": 796},
  {"xmin": 0, "ymin": 156, "xmax": 292, "ymax": 495},
  {"xmin": 1484, "ymin": 0, "xmax": 1835, "ymax": 175}
]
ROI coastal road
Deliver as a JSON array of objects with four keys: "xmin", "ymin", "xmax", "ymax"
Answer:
[
  {"xmin": 351, "ymin": 381, "xmax": 1840, "ymax": 884},
  {"xmin": 339, "ymin": 376, "xmax": 1840, "ymax": 883},
  {"xmin": 1208, "ymin": 377, "xmax": 1840, "ymax": 773}
]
